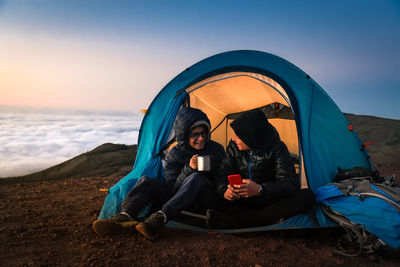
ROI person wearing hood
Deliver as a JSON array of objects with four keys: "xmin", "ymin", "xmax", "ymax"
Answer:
[
  {"xmin": 206, "ymin": 108, "xmax": 315, "ymax": 229},
  {"xmin": 93, "ymin": 107, "xmax": 225, "ymax": 239}
]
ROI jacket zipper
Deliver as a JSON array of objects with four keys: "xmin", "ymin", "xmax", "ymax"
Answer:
[{"xmin": 248, "ymin": 150, "xmax": 253, "ymax": 180}]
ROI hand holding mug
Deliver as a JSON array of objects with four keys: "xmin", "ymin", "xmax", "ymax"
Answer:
[{"xmin": 189, "ymin": 154, "xmax": 198, "ymax": 170}]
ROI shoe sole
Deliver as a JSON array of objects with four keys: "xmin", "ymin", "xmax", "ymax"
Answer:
[
  {"xmin": 135, "ymin": 223, "xmax": 158, "ymax": 240},
  {"xmin": 93, "ymin": 220, "xmax": 138, "ymax": 236}
]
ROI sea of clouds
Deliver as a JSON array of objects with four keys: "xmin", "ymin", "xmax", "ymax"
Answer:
[{"xmin": 0, "ymin": 106, "xmax": 143, "ymax": 177}]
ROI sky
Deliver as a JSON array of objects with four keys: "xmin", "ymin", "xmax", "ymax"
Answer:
[{"xmin": 0, "ymin": 0, "xmax": 400, "ymax": 119}]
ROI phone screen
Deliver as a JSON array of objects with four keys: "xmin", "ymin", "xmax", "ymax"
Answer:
[{"xmin": 228, "ymin": 174, "xmax": 243, "ymax": 186}]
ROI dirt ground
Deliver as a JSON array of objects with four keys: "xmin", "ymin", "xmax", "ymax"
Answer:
[{"xmin": 1, "ymin": 167, "xmax": 399, "ymax": 267}]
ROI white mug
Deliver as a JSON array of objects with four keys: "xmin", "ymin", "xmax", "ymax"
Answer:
[{"xmin": 197, "ymin": 155, "xmax": 211, "ymax": 171}]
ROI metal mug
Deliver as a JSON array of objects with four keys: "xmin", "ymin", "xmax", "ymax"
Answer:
[{"xmin": 197, "ymin": 155, "xmax": 211, "ymax": 171}]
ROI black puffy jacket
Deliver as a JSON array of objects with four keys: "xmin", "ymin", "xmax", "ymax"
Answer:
[
  {"xmin": 214, "ymin": 133, "xmax": 299, "ymax": 201},
  {"xmin": 164, "ymin": 107, "xmax": 226, "ymax": 193}
]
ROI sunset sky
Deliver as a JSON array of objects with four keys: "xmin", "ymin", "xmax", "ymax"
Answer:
[{"xmin": 1, "ymin": 0, "xmax": 399, "ymax": 119}]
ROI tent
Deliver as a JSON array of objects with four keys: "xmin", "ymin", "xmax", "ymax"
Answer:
[{"xmin": 98, "ymin": 50, "xmax": 371, "ymax": 232}]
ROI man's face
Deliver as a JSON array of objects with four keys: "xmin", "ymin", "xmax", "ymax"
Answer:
[
  {"xmin": 189, "ymin": 125, "xmax": 207, "ymax": 150},
  {"xmin": 232, "ymin": 133, "xmax": 250, "ymax": 151}
]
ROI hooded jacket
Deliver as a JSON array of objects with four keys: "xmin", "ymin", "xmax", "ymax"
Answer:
[
  {"xmin": 215, "ymin": 109, "xmax": 299, "ymax": 201},
  {"xmin": 164, "ymin": 107, "xmax": 226, "ymax": 193}
]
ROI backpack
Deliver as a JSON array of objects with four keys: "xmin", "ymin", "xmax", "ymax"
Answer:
[
  {"xmin": 335, "ymin": 166, "xmax": 381, "ymax": 183},
  {"xmin": 315, "ymin": 167, "xmax": 400, "ymax": 257}
]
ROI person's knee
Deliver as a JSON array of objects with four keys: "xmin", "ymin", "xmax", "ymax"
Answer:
[
  {"xmin": 298, "ymin": 188, "xmax": 316, "ymax": 208},
  {"xmin": 301, "ymin": 188, "xmax": 315, "ymax": 200},
  {"xmin": 136, "ymin": 176, "xmax": 157, "ymax": 187},
  {"xmin": 183, "ymin": 172, "xmax": 207, "ymax": 187}
]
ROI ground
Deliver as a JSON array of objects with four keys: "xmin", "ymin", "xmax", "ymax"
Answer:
[{"xmin": 1, "ymin": 167, "xmax": 399, "ymax": 266}]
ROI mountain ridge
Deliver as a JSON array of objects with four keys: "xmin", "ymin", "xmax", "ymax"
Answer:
[
  {"xmin": 344, "ymin": 113, "xmax": 400, "ymax": 167},
  {"xmin": 2, "ymin": 113, "xmax": 398, "ymax": 184}
]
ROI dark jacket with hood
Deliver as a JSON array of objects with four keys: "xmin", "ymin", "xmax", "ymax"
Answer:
[
  {"xmin": 164, "ymin": 107, "xmax": 226, "ymax": 193},
  {"xmin": 214, "ymin": 109, "xmax": 299, "ymax": 201}
]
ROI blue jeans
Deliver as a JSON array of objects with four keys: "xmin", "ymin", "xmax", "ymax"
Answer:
[{"xmin": 121, "ymin": 173, "xmax": 219, "ymax": 220}]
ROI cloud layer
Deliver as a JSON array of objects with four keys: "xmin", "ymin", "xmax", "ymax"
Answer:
[{"xmin": 0, "ymin": 106, "xmax": 143, "ymax": 177}]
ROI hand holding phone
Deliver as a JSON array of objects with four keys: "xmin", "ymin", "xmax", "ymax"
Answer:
[{"xmin": 228, "ymin": 174, "xmax": 243, "ymax": 186}]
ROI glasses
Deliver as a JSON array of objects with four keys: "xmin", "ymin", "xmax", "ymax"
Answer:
[{"xmin": 190, "ymin": 130, "xmax": 208, "ymax": 140}]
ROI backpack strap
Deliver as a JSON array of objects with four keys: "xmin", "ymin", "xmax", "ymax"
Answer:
[
  {"xmin": 348, "ymin": 192, "xmax": 400, "ymax": 212},
  {"xmin": 333, "ymin": 179, "xmax": 400, "ymax": 212},
  {"xmin": 321, "ymin": 205, "xmax": 386, "ymax": 257}
]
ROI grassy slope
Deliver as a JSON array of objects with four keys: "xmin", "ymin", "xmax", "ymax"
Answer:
[
  {"xmin": 344, "ymin": 113, "xmax": 400, "ymax": 167},
  {"xmin": 0, "ymin": 143, "xmax": 137, "ymax": 184}
]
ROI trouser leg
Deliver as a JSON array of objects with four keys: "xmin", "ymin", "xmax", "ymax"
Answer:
[
  {"xmin": 190, "ymin": 180, "xmax": 228, "ymax": 213},
  {"xmin": 161, "ymin": 172, "xmax": 209, "ymax": 220},
  {"xmin": 239, "ymin": 188, "xmax": 316, "ymax": 227},
  {"xmin": 121, "ymin": 176, "xmax": 170, "ymax": 218}
]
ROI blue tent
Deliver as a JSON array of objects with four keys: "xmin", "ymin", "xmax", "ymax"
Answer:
[{"xmin": 98, "ymin": 50, "xmax": 371, "ymax": 231}]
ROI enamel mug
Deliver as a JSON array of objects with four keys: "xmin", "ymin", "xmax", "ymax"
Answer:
[{"xmin": 197, "ymin": 155, "xmax": 211, "ymax": 171}]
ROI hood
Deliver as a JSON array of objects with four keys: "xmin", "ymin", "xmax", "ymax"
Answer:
[
  {"xmin": 173, "ymin": 107, "xmax": 211, "ymax": 150},
  {"xmin": 230, "ymin": 108, "xmax": 280, "ymax": 150}
]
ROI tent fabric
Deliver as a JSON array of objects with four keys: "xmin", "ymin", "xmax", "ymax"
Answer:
[
  {"xmin": 186, "ymin": 72, "xmax": 298, "ymax": 154},
  {"xmin": 98, "ymin": 50, "xmax": 371, "ymax": 231},
  {"xmin": 167, "ymin": 213, "xmax": 319, "ymax": 234}
]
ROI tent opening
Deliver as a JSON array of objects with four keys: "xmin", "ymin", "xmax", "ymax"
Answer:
[{"xmin": 184, "ymin": 72, "xmax": 308, "ymax": 188}]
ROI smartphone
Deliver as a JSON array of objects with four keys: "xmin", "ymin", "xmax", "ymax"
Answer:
[{"xmin": 228, "ymin": 174, "xmax": 243, "ymax": 186}]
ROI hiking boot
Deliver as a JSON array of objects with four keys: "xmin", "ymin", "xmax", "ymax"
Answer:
[
  {"xmin": 93, "ymin": 213, "xmax": 138, "ymax": 236},
  {"xmin": 135, "ymin": 211, "xmax": 165, "ymax": 240},
  {"xmin": 206, "ymin": 209, "xmax": 241, "ymax": 229}
]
